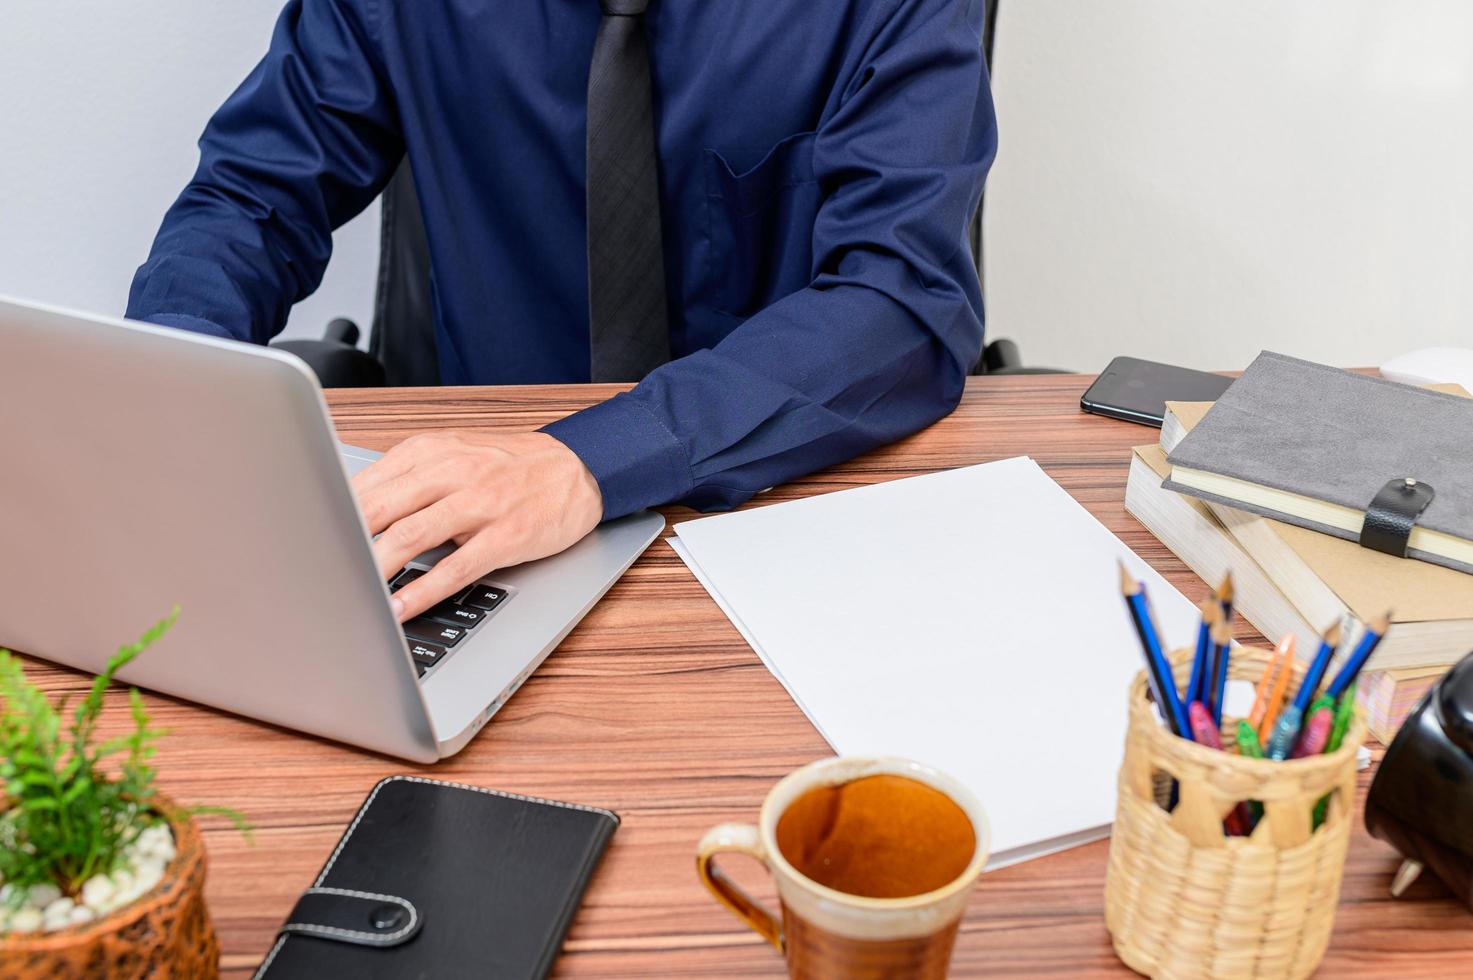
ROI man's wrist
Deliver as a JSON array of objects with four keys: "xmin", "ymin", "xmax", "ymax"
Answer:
[
  {"xmin": 541, "ymin": 393, "xmax": 692, "ymax": 520},
  {"xmin": 531, "ymin": 432, "xmax": 604, "ymax": 531}
]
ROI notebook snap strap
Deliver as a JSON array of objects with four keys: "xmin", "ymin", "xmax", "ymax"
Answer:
[
  {"xmin": 277, "ymin": 887, "xmax": 422, "ymax": 948},
  {"xmin": 1360, "ymin": 477, "xmax": 1435, "ymax": 558}
]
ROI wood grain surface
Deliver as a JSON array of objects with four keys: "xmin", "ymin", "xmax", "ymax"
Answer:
[{"xmin": 13, "ymin": 374, "xmax": 1471, "ymax": 977}]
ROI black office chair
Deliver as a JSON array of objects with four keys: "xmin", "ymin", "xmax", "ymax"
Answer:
[
  {"xmin": 275, "ymin": 0, "xmax": 1065, "ymax": 384},
  {"xmin": 969, "ymin": 0, "xmax": 1064, "ymax": 376},
  {"xmin": 272, "ymin": 163, "xmax": 439, "ymax": 387}
]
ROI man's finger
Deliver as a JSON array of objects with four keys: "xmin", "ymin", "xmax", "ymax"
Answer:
[
  {"xmin": 351, "ymin": 432, "xmax": 447, "ymax": 496},
  {"xmin": 358, "ymin": 470, "xmax": 457, "ymax": 537},
  {"xmin": 372, "ymin": 497, "xmax": 469, "ymax": 580},
  {"xmin": 392, "ymin": 535, "xmax": 499, "ymax": 622},
  {"xmin": 351, "ymin": 452, "xmax": 415, "ymax": 499}
]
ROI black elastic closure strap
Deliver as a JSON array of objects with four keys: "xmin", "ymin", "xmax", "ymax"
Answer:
[
  {"xmin": 278, "ymin": 888, "xmax": 422, "ymax": 948},
  {"xmin": 1359, "ymin": 477, "xmax": 1435, "ymax": 558}
]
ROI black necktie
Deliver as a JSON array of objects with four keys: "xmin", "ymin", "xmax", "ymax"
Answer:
[{"xmin": 585, "ymin": 0, "xmax": 671, "ymax": 382}]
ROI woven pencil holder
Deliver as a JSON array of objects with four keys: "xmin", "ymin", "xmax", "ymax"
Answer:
[{"xmin": 1104, "ymin": 647, "xmax": 1365, "ymax": 980}]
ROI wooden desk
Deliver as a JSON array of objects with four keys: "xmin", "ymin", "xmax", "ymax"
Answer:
[{"xmin": 18, "ymin": 374, "xmax": 1470, "ymax": 976}]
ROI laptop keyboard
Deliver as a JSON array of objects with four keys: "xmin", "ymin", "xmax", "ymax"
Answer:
[{"xmin": 389, "ymin": 566, "xmax": 509, "ymax": 679}]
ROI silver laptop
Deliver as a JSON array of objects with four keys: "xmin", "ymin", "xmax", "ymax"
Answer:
[{"xmin": 0, "ymin": 296, "xmax": 664, "ymax": 762}]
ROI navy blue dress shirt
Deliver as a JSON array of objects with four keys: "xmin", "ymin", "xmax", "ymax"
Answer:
[{"xmin": 128, "ymin": 0, "xmax": 996, "ymax": 520}]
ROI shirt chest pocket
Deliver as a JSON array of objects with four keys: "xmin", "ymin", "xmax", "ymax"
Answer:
[{"xmin": 701, "ymin": 131, "xmax": 821, "ymax": 320}]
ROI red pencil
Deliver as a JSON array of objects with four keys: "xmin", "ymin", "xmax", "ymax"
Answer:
[{"xmin": 1188, "ymin": 701, "xmax": 1248, "ymax": 835}]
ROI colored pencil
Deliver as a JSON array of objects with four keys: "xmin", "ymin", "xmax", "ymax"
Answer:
[
  {"xmin": 1248, "ymin": 634, "xmax": 1295, "ymax": 732},
  {"xmin": 1256, "ymin": 636, "xmax": 1297, "ymax": 742},
  {"xmin": 1265, "ymin": 706, "xmax": 1304, "ymax": 761},
  {"xmin": 1216, "ymin": 571, "xmax": 1235, "ymax": 627},
  {"xmin": 1326, "ymin": 613, "xmax": 1392, "ymax": 699},
  {"xmin": 1208, "ymin": 618, "xmax": 1233, "ymax": 727},
  {"xmin": 1235, "ymin": 721, "xmax": 1264, "ymax": 758},
  {"xmin": 1188, "ymin": 701, "xmax": 1248, "ymax": 835},
  {"xmin": 1291, "ymin": 699, "xmax": 1335, "ymax": 758},
  {"xmin": 1119, "ymin": 562, "xmax": 1191, "ymax": 737},
  {"xmin": 1290, "ymin": 620, "xmax": 1341, "ymax": 715},
  {"xmin": 1184, "ymin": 600, "xmax": 1219, "ymax": 705},
  {"xmin": 1313, "ymin": 683, "xmax": 1360, "ymax": 828},
  {"xmin": 1326, "ymin": 683, "xmax": 1358, "ymax": 755}
]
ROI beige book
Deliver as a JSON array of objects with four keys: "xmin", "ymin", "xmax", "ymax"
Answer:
[{"xmin": 1127, "ymin": 445, "xmax": 1319, "ymax": 651}]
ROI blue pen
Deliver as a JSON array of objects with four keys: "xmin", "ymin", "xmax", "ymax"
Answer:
[
  {"xmin": 1119, "ymin": 563, "xmax": 1191, "ymax": 737},
  {"xmin": 1325, "ymin": 613, "xmax": 1392, "ymax": 699},
  {"xmin": 1208, "ymin": 618, "xmax": 1232, "ymax": 727},
  {"xmin": 1290, "ymin": 620, "xmax": 1342, "ymax": 715},
  {"xmin": 1265, "ymin": 704, "xmax": 1305, "ymax": 760},
  {"xmin": 1184, "ymin": 600, "xmax": 1218, "ymax": 704}
]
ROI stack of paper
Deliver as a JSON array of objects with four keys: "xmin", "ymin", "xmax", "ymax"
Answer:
[
  {"xmin": 671, "ymin": 456, "xmax": 1201, "ymax": 869},
  {"xmin": 1359, "ymin": 667, "xmax": 1443, "ymax": 745}
]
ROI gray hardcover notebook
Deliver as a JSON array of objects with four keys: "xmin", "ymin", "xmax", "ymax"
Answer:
[{"xmin": 1164, "ymin": 351, "xmax": 1473, "ymax": 575}]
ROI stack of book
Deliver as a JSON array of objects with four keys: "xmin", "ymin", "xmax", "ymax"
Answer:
[{"xmin": 1125, "ymin": 353, "xmax": 1473, "ymax": 744}]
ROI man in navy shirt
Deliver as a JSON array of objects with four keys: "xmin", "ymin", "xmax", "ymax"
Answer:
[{"xmin": 129, "ymin": 0, "xmax": 996, "ymax": 622}]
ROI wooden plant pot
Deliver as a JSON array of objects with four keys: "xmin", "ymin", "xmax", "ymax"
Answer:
[
  {"xmin": 0, "ymin": 800, "xmax": 220, "ymax": 979},
  {"xmin": 1105, "ymin": 648, "xmax": 1365, "ymax": 980}
]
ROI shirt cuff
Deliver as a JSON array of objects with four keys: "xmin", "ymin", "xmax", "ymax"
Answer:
[
  {"xmin": 541, "ymin": 393, "xmax": 692, "ymax": 521},
  {"xmin": 134, "ymin": 312, "xmax": 236, "ymax": 340}
]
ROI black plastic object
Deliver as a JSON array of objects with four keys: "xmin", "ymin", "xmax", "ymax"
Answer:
[
  {"xmin": 1080, "ymin": 356, "xmax": 1235, "ymax": 427},
  {"xmin": 1365, "ymin": 651, "xmax": 1473, "ymax": 908}
]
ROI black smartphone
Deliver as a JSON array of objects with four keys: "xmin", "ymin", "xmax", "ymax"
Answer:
[{"xmin": 1080, "ymin": 356, "xmax": 1234, "ymax": 427}]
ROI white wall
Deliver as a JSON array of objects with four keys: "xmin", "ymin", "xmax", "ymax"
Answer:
[
  {"xmin": 4, "ymin": 2, "xmax": 1470, "ymax": 369},
  {"xmin": 0, "ymin": 1, "xmax": 379, "ymax": 341},
  {"xmin": 984, "ymin": 1, "xmax": 1473, "ymax": 373}
]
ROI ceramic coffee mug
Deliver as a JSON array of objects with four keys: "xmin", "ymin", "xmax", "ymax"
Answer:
[{"xmin": 696, "ymin": 756, "xmax": 990, "ymax": 979}]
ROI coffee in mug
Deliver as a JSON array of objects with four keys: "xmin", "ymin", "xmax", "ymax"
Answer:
[{"xmin": 697, "ymin": 757, "xmax": 989, "ymax": 979}]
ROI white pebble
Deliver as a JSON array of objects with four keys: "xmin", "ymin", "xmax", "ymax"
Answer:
[
  {"xmin": 10, "ymin": 908, "xmax": 42, "ymax": 932},
  {"xmin": 137, "ymin": 825, "xmax": 172, "ymax": 855},
  {"xmin": 113, "ymin": 885, "xmax": 144, "ymax": 908},
  {"xmin": 80, "ymin": 875, "xmax": 115, "ymax": 910},
  {"xmin": 0, "ymin": 830, "xmax": 183, "ymax": 934},
  {"xmin": 133, "ymin": 826, "xmax": 175, "ymax": 863},
  {"xmin": 43, "ymin": 897, "xmax": 74, "ymax": 919},
  {"xmin": 27, "ymin": 883, "xmax": 61, "ymax": 907},
  {"xmin": 133, "ymin": 860, "xmax": 165, "ymax": 896}
]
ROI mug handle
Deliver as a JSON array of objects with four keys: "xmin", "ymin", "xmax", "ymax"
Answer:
[{"xmin": 696, "ymin": 822, "xmax": 783, "ymax": 950}]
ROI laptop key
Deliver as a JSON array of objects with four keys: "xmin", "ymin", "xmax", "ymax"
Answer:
[
  {"xmin": 460, "ymin": 584, "xmax": 508, "ymax": 611},
  {"xmin": 425, "ymin": 602, "xmax": 485, "ymax": 629},
  {"xmin": 403, "ymin": 618, "xmax": 467, "ymax": 647},
  {"xmin": 408, "ymin": 639, "xmax": 447, "ymax": 668},
  {"xmin": 390, "ymin": 568, "xmax": 426, "ymax": 592}
]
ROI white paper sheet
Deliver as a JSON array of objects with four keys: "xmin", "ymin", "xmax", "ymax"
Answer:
[{"xmin": 672, "ymin": 456, "xmax": 1201, "ymax": 868}]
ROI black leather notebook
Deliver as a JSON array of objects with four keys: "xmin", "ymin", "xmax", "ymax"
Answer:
[{"xmin": 255, "ymin": 776, "xmax": 619, "ymax": 979}]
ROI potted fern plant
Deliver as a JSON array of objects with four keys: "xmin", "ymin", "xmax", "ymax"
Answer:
[{"xmin": 0, "ymin": 610, "xmax": 245, "ymax": 978}]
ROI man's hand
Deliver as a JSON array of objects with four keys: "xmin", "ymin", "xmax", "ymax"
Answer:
[{"xmin": 352, "ymin": 431, "xmax": 603, "ymax": 622}]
